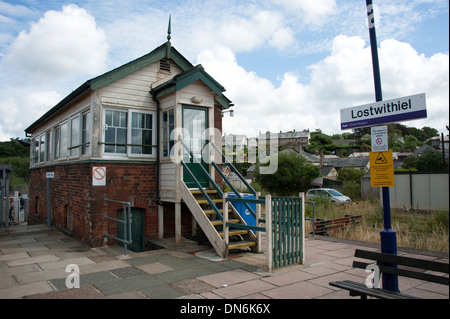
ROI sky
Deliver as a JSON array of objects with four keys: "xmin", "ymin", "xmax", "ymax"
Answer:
[{"xmin": 0, "ymin": 0, "xmax": 448, "ymax": 141}]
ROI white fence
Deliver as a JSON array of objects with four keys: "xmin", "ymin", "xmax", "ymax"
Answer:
[{"xmin": 384, "ymin": 172, "xmax": 449, "ymax": 211}]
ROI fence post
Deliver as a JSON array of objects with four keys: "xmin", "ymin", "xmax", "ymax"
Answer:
[
  {"xmin": 223, "ymin": 193, "xmax": 229, "ymax": 258},
  {"xmin": 265, "ymin": 194, "xmax": 272, "ymax": 272},
  {"xmin": 256, "ymin": 192, "xmax": 261, "ymax": 253},
  {"xmin": 300, "ymin": 192, "xmax": 305, "ymax": 264}
]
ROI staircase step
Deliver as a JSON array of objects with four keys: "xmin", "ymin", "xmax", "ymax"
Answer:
[
  {"xmin": 211, "ymin": 219, "xmax": 239, "ymax": 226},
  {"xmin": 204, "ymin": 209, "xmax": 232, "ymax": 215},
  {"xmin": 228, "ymin": 241, "xmax": 257, "ymax": 250},
  {"xmin": 219, "ymin": 229, "xmax": 248, "ymax": 237},
  {"xmin": 197, "ymin": 199, "xmax": 222, "ymax": 204},
  {"xmin": 190, "ymin": 189, "xmax": 218, "ymax": 195}
]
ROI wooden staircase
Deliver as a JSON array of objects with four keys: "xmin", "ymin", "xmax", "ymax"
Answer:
[{"xmin": 181, "ymin": 184, "xmax": 257, "ymax": 258}]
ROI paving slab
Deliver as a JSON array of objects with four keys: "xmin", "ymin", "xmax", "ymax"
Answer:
[
  {"xmin": 1, "ymin": 224, "xmax": 448, "ymax": 300},
  {"xmin": 49, "ymin": 270, "xmax": 118, "ymax": 290},
  {"xmin": 197, "ymin": 269, "xmax": 261, "ymax": 288},
  {"xmin": 6, "ymin": 254, "xmax": 60, "ymax": 267},
  {"xmin": 140, "ymin": 283, "xmax": 185, "ymax": 299},
  {"xmin": 103, "ymin": 290, "xmax": 149, "ymax": 299},
  {"xmin": 261, "ymin": 280, "xmax": 334, "ymax": 299},
  {"xmin": 15, "ymin": 268, "xmax": 67, "ymax": 285},
  {"xmin": 0, "ymin": 281, "xmax": 54, "ymax": 299},
  {"xmin": 261, "ymin": 269, "xmax": 317, "ymax": 286},
  {"xmin": 154, "ymin": 265, "xmax": 217, "ymax": 283},
  {"xmin": 94, "ymin": 275, "xmax": 163, "ymax": 296},
  {"xmin": 211, "ymin": 279, "xmax": 276, "ymax": 299},
  {"xmin": 26, "ymin": 285, "xmax": 104, "ymax": 299},
  {"xmin": 136, "ymin": 262, "xmax": 174, "ymax": 274},
  {"xmin": 171, "ymin": 278, "xmax": 215, "ymax": 295}
]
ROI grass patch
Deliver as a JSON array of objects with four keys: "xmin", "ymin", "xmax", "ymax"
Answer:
[{"xmin": 305, "ymin": 199, "xmax": 449, "ymax": 253}]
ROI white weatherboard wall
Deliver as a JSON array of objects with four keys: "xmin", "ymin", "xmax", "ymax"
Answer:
[{"xmin": 385, "ymin": 172, "xmax": 449, "ymax": 211}]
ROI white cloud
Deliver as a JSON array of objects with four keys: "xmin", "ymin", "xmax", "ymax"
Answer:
[
  {"xmin": 274, "ymin": 0, "xmax": 337, "ymax": 25},
  {"xmin": 199, "ymin": 35, "xmax": 449, "ymax": 137},
  {"xmin": 5, "ymin": 4, "xmax": 108, "ymax": 83},
  {"xmin": 0, "ymin": 90, "xmax": 61, "ymax": 140},
  {"xmin": 175, "ymin": 9, "xmax": 294, "ymax": 58}
]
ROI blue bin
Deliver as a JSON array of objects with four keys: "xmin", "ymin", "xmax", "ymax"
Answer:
[{"xmin": 227, "ymin": 193, "xmax": 256, "ymax": 233}]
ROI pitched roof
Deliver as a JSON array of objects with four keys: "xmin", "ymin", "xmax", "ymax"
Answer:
[
  {"xmin": 25, "ymin": 42, "xmax": 210, "ymax": 133},
  {"xmin": 150, "ymin": 64, "xmax": 232, "ymax": 109}
]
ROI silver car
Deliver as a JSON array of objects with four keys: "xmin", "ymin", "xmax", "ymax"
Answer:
[{"xmin": 306, "ymin": 188, "xmax": 351, "ymax": 204}]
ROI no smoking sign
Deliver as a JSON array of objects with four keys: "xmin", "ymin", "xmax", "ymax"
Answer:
[
  {"xmin": 92, "ymin": 167, "xmax": 106, "ymax": 186},
  {"xmin": 371, "ymin": 126, "xmax": 388, "ymax": 152}
]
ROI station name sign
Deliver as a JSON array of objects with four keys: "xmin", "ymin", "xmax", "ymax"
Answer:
[{"xmin": 340, "ymin": 93, "xmax": 426, "ymax": 130}]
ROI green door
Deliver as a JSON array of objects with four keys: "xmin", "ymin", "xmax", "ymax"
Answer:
[
  {"xmin": 182, "ymin": 106, "xmax": 209, "ymax": 188},
  {"xmin": 117, "ymin": 208, "xmax": 145, "ymax": 253}
]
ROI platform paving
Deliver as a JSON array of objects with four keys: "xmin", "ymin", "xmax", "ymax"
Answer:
[{"xmin": 0, "ymin": 223, "xmax": 448, "ymax": 299}]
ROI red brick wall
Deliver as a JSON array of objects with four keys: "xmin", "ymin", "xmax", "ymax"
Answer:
[
  {"xmin": 28, "ymin": 162, "xmax": 158, "ymax": 248},
  {"xmin": 162, "ymin": 203, "xmax": 192, "ymax": 238}
]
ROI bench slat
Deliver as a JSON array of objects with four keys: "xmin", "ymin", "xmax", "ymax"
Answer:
[
  {"xmin": 329, "ymin": 280, "xmax": 419, "ymax": 299},
  {"xmin": 353, "ymin": 261, "xmax": 449, "ymax": 285},
  {"xmin": 354, "ymin": 249, "xmax": 449, "ymax": 274}
]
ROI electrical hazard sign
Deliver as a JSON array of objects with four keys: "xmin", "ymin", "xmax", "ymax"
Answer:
[{"xmin": 369, "ymin": 150, "xmax": 394, "ymax": 187}]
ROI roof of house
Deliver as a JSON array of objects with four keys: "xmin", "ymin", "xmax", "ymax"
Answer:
[
  {"xmin": 412, "ymin": 144, "xmax": 438, "ymax": 156},
  {"xmin": 25, "ymin": 41, "xmax": 231, "ymax": 134},
  {"xmin": 326, "ymin": 157, "xmax": 370, "ymax": 168},
  {"xmin": 278, "ymin": 130, "xmax": 310, "ymax": 139},
  {"xmin": 150, "ymin": 64, "xmax": 232, "ymax": 108}
]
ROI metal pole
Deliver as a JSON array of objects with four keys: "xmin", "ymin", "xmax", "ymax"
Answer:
[
  {"xmin": 442, "ymin": 133, "xmax": 446, "ymax": 170},
  {"xmin": 366, "ymin": 0, "xmax": 399, "ymax": 292},
  {"xmin": 1, "ymin": 169, "xmax": 4, "ymax": 228},
  {"xmin": 46, "ymin": 178, "xmax": 51, "ymax": 228},
  {"xmin": 0, "ymin": 176, "xmax": 4, "ymax": 228},
  {"xmin": 5, "ymin": 173, "xmax": 10, "ymax": 231}
]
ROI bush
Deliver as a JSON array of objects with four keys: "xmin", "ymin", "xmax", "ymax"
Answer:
[
  {"xmin": 254, "ymin": 152, "xmax": 320, "ymax": 196},
  {"xmin": 341, "ymin": 181, "xmax": 361, "ymax": 200},
  {"xmin": 337, "ymin": 167, "xmax": 366, "ymax": 183}
]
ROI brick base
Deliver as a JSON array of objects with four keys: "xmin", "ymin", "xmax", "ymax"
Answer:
[{"xmin": 28, "ymin": 162, "xmax": 158, "ymax": 248}]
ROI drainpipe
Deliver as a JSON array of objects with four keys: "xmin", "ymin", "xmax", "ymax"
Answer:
[{"xmin": 151, "ymin": 92, "xmax": 161, "ymax": 205}]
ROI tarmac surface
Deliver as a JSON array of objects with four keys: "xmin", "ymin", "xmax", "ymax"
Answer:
[{"xmin": 1, "ymin": 223, "xmax": 448, "ymax": 300}]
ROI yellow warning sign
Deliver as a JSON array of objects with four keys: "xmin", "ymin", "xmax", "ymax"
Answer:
[
  {"xmin": 374, "ymin": 152, "xmax": 388, "ymax": 164},
  {"xmin": 370, "ymin": 150, "xmax": 394, "ymax": 187}
]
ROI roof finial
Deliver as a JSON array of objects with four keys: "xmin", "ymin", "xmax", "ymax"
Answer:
[{"xmin": 167, "ymin": 14, "xmax": 171, "ymax": 42}]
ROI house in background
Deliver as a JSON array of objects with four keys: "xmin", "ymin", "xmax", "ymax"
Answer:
[
  {"xmin": 278, "ymin": 130, "xmax": 310, "ymax": 151},
  {"xmin": 24, "ymin": 25, "xmax": 254, "ymax": 257}
]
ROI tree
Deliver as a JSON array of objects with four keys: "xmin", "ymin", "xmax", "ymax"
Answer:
[
  {"xmin": 415, "ymin": 149, "xmax": 447, "ymax": 171},
  {"xmin": 254, "ymin": 152, "xmax": 320, "ymax": 196},
  {"xmin": 403, "ymin": 135, "xmax": 421, "ymax": 152},
  {"xmin": 337, "ymin": 167, "xmax": 366, "ymax": 183},
  {"xmin": 305, "ymin": 131, "xmax": 335, "ymax": 154},
  {"xmin": 421, "ymin": 126, "xmax": 439, "ymax": 140},
  {"xmin": 401, "ymin": 155, "xmax": 416, "ymax": 169}
]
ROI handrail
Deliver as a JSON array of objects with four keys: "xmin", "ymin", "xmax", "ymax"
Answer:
[
  {"xmin": 180, "ymin": 139, "xmax": 223, "ymax": 197},
  {"xmin": 211, "ymin": 161, "xmax": 257, "ymax": 219},
  {"xmin": 210, "ymin": 142, "xmax": 256, "ymax": 195},
  {"xmin": 181, "ymin": 161, "xmax": 223, "ymax": 220},
  {"xmin": 104, "ymin": 198, "xmax": 132, "ymax": 255}
]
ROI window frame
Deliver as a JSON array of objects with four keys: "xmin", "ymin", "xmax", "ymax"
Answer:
[
  {"xmin": 31, "ymin": 130, "xmax": 51, "ymax": 166},
  {"xmin": 162, "ymin": 108, "xmax": 175, "ymax": 158},
  {"xmin": 128, "ymin": 109, "xmax": 156, "ymax": 158},
  {"xmin": 102, "ymin": 108, "xmax": 156, "ymax": 159}
]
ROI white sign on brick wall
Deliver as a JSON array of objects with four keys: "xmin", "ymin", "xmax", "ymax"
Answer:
[{"xmin": 92, "ymin": 167, "xmax": 106, "ymax": 186}]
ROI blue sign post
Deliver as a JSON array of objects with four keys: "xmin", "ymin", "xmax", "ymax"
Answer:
[{"xmin": 365, "ymin": 0, "xmax": 399, "ymax": 292}]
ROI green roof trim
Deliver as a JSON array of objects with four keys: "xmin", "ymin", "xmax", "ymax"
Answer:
[{"xmin": 151, "ymin": 65, "xmax": 232, "ymax": 109}]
